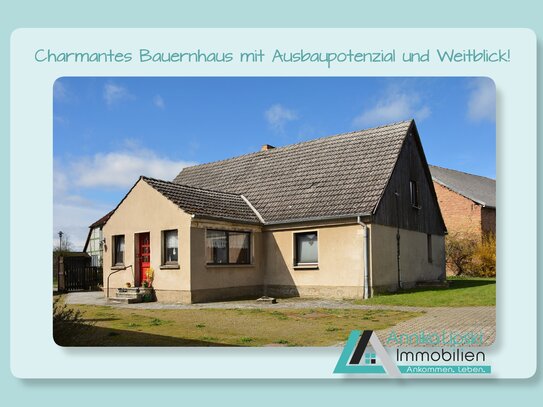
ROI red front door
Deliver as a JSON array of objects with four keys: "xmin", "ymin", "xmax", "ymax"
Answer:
[{"xmin": 138, "ymin": 233, "xmax": 150, "ymax": 286}]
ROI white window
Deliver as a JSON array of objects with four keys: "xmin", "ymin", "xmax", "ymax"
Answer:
[
  {"xmin": 163, "ymin": 230, "xmax": 178, "ymax": 264},
  {"xmin": 295, "ymin": 231, "xmax": 318, "ymax": 265},
  {"xmin": 113, "ymin": 235, "xmax": 125, "ymax": 266}
]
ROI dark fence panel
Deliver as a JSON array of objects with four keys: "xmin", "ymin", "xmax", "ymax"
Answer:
[{"xmin": 58, "ymin": 255, "xmax": 102, "ymax": 291}]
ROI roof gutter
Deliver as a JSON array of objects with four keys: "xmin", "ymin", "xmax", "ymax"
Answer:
[
  {"xmin": 264, "ymin": 213, "xmax": 372, "ymax": 226},
  {"xmin": 190, "ymin": 213, "xmax": 262, "ymax": 226}
]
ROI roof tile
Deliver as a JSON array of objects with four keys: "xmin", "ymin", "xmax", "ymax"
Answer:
[
  {"xmin": 174, "ymin": 120, "xmax": 412, "ymax": 222},
  {"xmin": 430, "ymin": 165, "xmax": 495, "ymax": 208},
  {"xmin": 143, "ymin": 177, "xmax": 260, "ymax": 224}
]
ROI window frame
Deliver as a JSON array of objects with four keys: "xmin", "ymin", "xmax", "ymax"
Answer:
[
  {"xmin": 162, "ymin": 229, "xmax": 179, "ymax": 266},
  {"xmin": 410, "ymin": 180, "xmax": 420, "ymax": 209},
  {"xmin": 294, "ymin": 230, "xmax": 319, "ymax": 267},
  {"xmin": 205, "ymin": 229, "xmax": 252, "ymax": 265},
  {"xmin": 112, "ymin": 235, "xmax": 125, "ymax": 266}
]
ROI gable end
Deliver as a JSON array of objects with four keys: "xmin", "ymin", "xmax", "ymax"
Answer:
[{"xmin": 373, "ymin": 123, "xmax": 446, "ymax": 235}]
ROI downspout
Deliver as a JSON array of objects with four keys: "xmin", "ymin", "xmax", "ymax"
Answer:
[{"xmin": 357, "ymin": 216, "xmax": 371, "ymax": 299}]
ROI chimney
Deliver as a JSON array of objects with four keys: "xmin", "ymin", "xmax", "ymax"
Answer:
[{"xmin": 261, "ymin": 144, "xmax": 275, "ymax": 151}]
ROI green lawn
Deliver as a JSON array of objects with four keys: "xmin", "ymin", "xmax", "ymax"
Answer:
[
  {"xmin": 54, "ymin": 303, "xmax": 422, "ymax": 347},
  {"xmin": 354, "ymin": 277, "xmax": 496, "ymax": 307}
]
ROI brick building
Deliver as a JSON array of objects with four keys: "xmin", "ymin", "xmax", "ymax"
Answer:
[{"xmin": 429, "ymin": 165, "xmax": 496, "ymax": 240}]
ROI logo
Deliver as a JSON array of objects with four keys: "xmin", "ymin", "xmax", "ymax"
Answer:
[
  {"xmin": 334, "ymin": 330, "xmax": 400, "ymax": 377},
  {"xmin": 334, "ymin": 330, "xmax": 492, "ymax": 377}
]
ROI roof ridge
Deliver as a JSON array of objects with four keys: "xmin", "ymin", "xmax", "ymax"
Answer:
[
  {"xmin": 240, "ymin": 195, "xmax": 266, "ymax": 224},
  {"xmin": 429, "ymin": 164, "xmax": 495, "ymax": 181},
  {"xmin": 142, "ymin": 176, "xmax": 244, "ymax": 197},
  {"xmin": 176, "ymin": 119, "xmax": 413, "ymax": 175}
]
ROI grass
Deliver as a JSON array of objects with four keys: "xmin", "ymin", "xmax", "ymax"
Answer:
[
  {"xmin": 54, "ymin": 302, "xmax": 422, "ymax": 347},
  {"xmin": 353, "ymin": 277, "xmax": 495, "ymax": 307}
]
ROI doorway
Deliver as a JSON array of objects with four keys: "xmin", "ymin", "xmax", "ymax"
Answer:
[{"xmin": 137, "ymin": 232, "xmax": 150, "ymax": 287}]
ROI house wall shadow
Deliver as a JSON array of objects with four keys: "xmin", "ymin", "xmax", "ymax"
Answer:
[
  {"xmin": 53, "ymin": 325, "xmax": 238, "ymax": 347},
  {"xmin": 262, "ymin": 232, "xmax": 299, "ymax": 299}
]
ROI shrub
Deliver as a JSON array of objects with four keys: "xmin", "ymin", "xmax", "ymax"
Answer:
[
  {"xmin": 53, "ymin": 298, "xmax": 93, "ymax": 346},
  {"xmin": 472, "ymin": 233, "xmax": 496, "ymax": 277},
  {"xmin": 445, "ymin": 233, "xmax": 477, "ymax": 276},
  {"xmin": 445, "ymin": 233, "xmax": 496, "ymax": 277}
]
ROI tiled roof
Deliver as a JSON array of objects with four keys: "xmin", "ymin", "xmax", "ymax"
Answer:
[
  {"xmin": 430, "ymin": 165, "xmax": 496, "ymax": 208},
  {"xmin": 173, "ymin": 120, "xmax": 413, "ymax": 223},
  {"xmin": 89, "ymin": 210, "xmax": 114, "ymax": 228},
  {"xmin": 142, "ymin": 177, "xmax": 261, "ymax": 224}
]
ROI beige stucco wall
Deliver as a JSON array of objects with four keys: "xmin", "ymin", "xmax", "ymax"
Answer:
[
  {"xmin": 263, "ymin": 223, "xmax": 366, "ymax": 299},
  {"xmin": 103, "ymin": 181, "xmax": 445, "ymax": 303},
  {"xmin": 189, "ymin": 220, "xmax": 264, "ymax": 302},
  {"xmin": 102, "ymin": 180, "xmax": 192, "ymax": 302},
  {"xmin": 370, "ymin": 223, "xmax": 445, "ymax": 293}
]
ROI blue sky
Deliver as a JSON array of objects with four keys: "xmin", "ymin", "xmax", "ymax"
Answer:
[{"xmin": 54, "ymin": 77, "xmax": 496, "ymax": 249}]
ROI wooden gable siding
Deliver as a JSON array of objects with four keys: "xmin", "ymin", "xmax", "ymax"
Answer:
[{"xmin": 373, "ymin": 127, "xmax": 446, "ymax": 235}]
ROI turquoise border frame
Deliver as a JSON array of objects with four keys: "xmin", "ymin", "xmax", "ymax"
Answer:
[{"xmin": 1, "ymin": 0, "xmax": 541, "ymax": 405}]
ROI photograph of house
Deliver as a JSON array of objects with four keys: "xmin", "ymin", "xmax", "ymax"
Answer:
[
  {"xmin": 103, "ymin": 120, "xmax": 447, "ymax": 303},
  {"xmin": 53, "ymin": 76, "xmax": 496, "ymax": 347},
  {"xmin": 430, "ymin": 165, "xmax": 496, "ymax": 239}
]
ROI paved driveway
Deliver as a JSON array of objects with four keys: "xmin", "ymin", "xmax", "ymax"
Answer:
[
  {"xmin": 374, "ymin": 306, "xmax": 495, "ymax": 347},
  {"xmin": 63, "ymin": 291, "xmax": 495, "ymax": 346}
]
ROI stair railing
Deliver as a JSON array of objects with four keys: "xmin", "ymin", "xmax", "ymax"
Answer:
[{"xmin": 106, "ymin": 264, "xmax": 133, "ymax": 298}]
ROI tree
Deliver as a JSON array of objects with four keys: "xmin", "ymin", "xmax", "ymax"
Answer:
[
  {"xmin": 53, "ymin": 232, "xmax": 75, "ymax": 285},
  {"xmin": 53, "ymin": 232, "xmax": 74, "ymax": 256}
]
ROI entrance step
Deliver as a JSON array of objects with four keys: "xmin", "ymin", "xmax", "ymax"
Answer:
[
  {"xmin": 109, "ymin": 287, "xmax": 156, "ymax": 304},
  {"xmin": 108, "ymin": 296, "xmax": 142, "ymax": 304},
  {"xmin": 115, "ymin": 291, "xmax": 141, "ymax": 299}
]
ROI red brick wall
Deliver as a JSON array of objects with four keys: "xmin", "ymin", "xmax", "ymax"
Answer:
[{"xmin": 433, "ymin": 181, "xmax": 483, "ymax": 239}]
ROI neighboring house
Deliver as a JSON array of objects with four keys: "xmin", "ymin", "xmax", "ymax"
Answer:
[
  {"xmin": 83, "ymin": 211, "xmax": 113, "ymax": 267},
  {"xmin": 429, "ymin": 165, "xmax": 496, "ymax": 240},
  {"xmin": 102, "ymin": 120, "xmax": 447, "ymax": 303}
]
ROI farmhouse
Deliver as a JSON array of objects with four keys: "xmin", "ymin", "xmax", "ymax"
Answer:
[
  {"xmin": 429, "ymin": 165, "xmax": 496, "ymax": 240},
  {"xmin": 102, "ymin": 120, "xmax": 446, "ymax": 303}
]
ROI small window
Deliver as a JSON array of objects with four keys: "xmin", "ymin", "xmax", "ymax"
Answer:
[
  {"xmin": 427, "ymin": 234, "xmax": 433, "ymax": 263},
  {"xmin": 163, "ymin": 230, "xmax": 178, "ymax": 264},
  {"xmin": 410, "ymin": 180, "xmax": 419, "ymax": 208},
  {"xmin": 295, "ymin": 231, "xmax": 318, "ymax": 265},
  {"xmin": 206, "ymin": 230, "xmax": 251, "ymax": 265},
  {"xmin": 113, "ymin": 235, "xmax": 125, "ymax": 266}
]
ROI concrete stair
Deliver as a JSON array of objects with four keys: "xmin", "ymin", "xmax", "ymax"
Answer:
[
  {"xmin": 108, "ymin": 287, "xmax": 155, "ymax": 304},
  {"xmin": 108, "ymin": 292, "xmax": 143, "ymax": 304}
]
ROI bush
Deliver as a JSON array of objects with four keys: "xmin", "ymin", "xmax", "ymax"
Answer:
[
  {"xmin": 53, "ymin": 297, "xmax": 93, "ymax": 346},
  {"xmin": 445, "ymin": 233, "xmax": 496, "ymax": 277},
  {"xmin": 472, "ymin": 233, "xmax": 496, "ymax": 277},
  {"xmin": 445, "ymin": 233, "xmax": 477, "ymax": 276}
]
